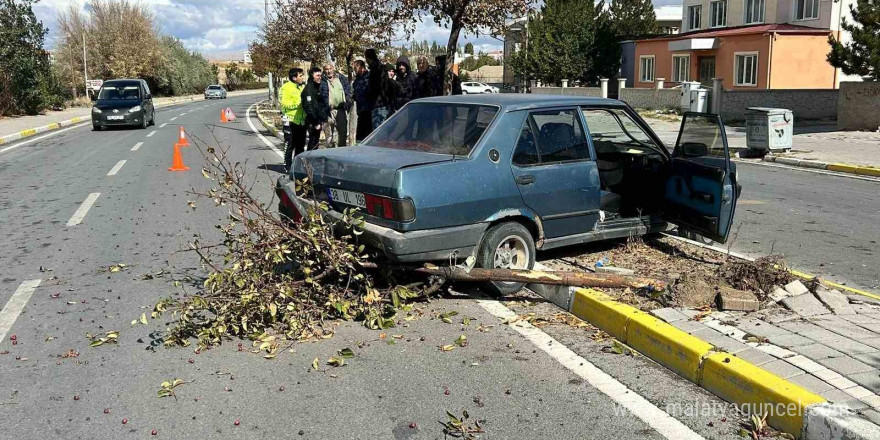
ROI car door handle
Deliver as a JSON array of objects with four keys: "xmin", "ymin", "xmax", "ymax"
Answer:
[{"xmin": 515, "ymin": 175, "xmax": 535, "ymax": 185}]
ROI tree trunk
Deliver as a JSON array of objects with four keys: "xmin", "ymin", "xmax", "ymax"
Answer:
[
  {"xmin": 443, "ymin": 15, "xmax": 464, "ymax": 95},
  {"xmin": 361, "ymin": 263, "xmax": 667, "ymax": 291}
]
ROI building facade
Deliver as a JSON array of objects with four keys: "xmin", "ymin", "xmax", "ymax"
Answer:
[{"xmin": 634, "ymin": 0, "xmax": 861, "ymax": 90}]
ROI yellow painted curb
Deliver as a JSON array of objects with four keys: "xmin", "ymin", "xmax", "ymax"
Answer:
[
  {"xmin": 47, "ymin": 123, "xmax": 59, "ymax": 130},
  {"xmin": 828, "ymin": 163, "xmax": 880, "ymax": 177},
  {"xmin": 788, "ymin": 268, "xmax": 880, "ymax": 301},
  {"xmin": 569, "ymin": 287, "xmax": 827, "ymax": 437},
  {"xmin": 20, "ymin": 129, "xmax": 36, "ymax": 137},
  {"xmin": 702, "ymin": 352, "xmax": 825, "ymax": 436}
]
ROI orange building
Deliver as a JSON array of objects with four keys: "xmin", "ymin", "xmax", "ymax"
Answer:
[{"xmin": 632, "ymin": 24, "xmax": 838, "ymax": 90}]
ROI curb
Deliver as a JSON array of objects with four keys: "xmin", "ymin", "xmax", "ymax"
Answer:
[
  {"xmin": 253, "ymin": 100, "xmax": 283, "ymax": 140},
  {"xmin": 0, "ymin": 89, "xmax": 269, "ymax": 146},
  {"xmin": 763, "ymin": 155, "xmax": 880, "ymax": 178}
]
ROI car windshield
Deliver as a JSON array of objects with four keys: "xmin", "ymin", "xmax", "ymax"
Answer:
[
  {"xmin": 98, "ymin": 84, "xmax": 140, "ymax": 100},
  {"xmin": 365, "ymin": 103, "xmax": 498, "ymax": 156},
  {"xmin": 208, "ymin": 86, "xmax": 221, "ymax": 90}
]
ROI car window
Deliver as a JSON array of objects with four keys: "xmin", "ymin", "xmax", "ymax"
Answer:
[
  {"xmin": 365, "ymin": 103, "xmax": 498, "ymax": 156},
  {"xmin": 675, "ymin": 113, "xmax": 727, "ymax": 160},
  {"xmin": 528, "ymin": 109, "xmax": 591, "ymax": 164},
  {"xmin": 581, "ymin": 108, "xmax": 662, "ymax": 154},
  {"xmin": 143, "ymin": 82, "xmax": 150, "ymax": 96},
  {"xmin": 98, "ymin": 84, "xmax": 141, "ymax": 100},
  {"xmin": 512, "ymin": 123, "xmax": 539, "ymax": 166}
]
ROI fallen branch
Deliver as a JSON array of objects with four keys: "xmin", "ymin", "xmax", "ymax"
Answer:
[{"xmin": 360, "ymin": 263, "xmax": 666, "ymax": 291}]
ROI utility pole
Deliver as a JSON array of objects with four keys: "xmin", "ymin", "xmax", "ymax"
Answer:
[{"xmin": 82, "ymin": 32, "xmax": 89, "ymax": 98}]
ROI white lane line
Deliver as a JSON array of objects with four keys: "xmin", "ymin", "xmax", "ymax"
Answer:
[
  {"xmin": 130, "ymin": 142, "xmax": 144, "ymax": 151},
  {"xmin": 146, "ymin": 130, "xmax": 157, "ymax": 137},
  {"xmin": 245, "ymin": 103, "xmax": 284, "ymax": 158},
  {"xmin": 170, "ymin": 117, "xmax": 178, "ymax": 122},
  {"xmin": 0, "ymin": 280, "xmax": 42, "ymax": 343},
  {"xmin": 477, "ymin": 299, "xmax": 706, "ymax": 440},
  {"xmin": 179, "ymin": 113, "xmax": 186, "ymax": 116},
  {"xmin": 159, "ymin": 123, "xmax": 168, "ymax": 128},
  {"xmin": 66, "ymin": 192, "xmax": 101, "ymax": 227},
  {"xmin": 0, "ymin": 123, "xmax": 90, "ymax": 155},
  {"xmin": 106, "ymin": 160, "xmax": 126, "ymax": 176}
]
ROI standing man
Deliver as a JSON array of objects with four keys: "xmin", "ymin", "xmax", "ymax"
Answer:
[
  {"xmin": 394, "ymin": 55, "xmax": 417, "ymax": 110},
  {"xmin": 279, "ymin": 68, "xmax": 306, "ymax": 172},
  {"xmin": 319, "ymin": 61, "xmax": 352, "ymax": 147},
  {"xmin": 365, "ymin": 48, "xmax": 398, "ymax": 129},
  {"xmin": 302, "ymin": 67, "xmax": 328, "ymax": 150},
  {"xmin": 415, "ymin": 56, "xmax": 441, "ymax": 98},
  {"xmin": 351, "ymin": 59, "xmax": 372, "ymax": 141}
]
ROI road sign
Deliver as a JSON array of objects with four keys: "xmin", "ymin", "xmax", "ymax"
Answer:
[{"xmin": 86, "ymin": 79, "xmax": 103, "ymax": 91}]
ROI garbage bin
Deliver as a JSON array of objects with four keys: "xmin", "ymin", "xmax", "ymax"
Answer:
[{"xmin": 746, "ymin": 107, "xmax": 793, "ymax": 152}]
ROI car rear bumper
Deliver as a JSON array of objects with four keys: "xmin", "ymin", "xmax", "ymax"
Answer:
[{"xmin": 276, "ymin": 177, "xmax": 486, "ymax": 262}]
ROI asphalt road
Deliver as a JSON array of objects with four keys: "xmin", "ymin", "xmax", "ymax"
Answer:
[{"xmin": 0, "ymin": 94, "xmax": 874, "ymax": 439}]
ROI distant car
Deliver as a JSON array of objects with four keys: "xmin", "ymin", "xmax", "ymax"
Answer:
[
  {"xmin": 91, "ymin": 79, "xmax": 155, "ymax": 130},
  {"xmin": 461, "ymin": 82, "xmax": 499, "ymax": 94},
  {"xmin": 277, "ymin": 95, "xmax": 740, "ymax": 294},
  {"xmin": 205, "ymin": 85, "xmax": 227, "ymax": 99}
]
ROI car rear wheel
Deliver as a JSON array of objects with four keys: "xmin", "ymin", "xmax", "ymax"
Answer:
[
  {"xmin": 476, "ymin": 222, "xmax": 535, "ymax": 296},
  {"xmin": 461, "ymin": 90, "xmax": 468, "ymax": 94}
]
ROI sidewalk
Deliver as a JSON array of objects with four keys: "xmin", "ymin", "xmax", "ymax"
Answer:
[
  {"xmin": 643, "ymin": 116, "xmax": 880, "ymax": 169},
  {"xmin": 0, "ymin": 89, "xmax": 269, "ymax": 144}
]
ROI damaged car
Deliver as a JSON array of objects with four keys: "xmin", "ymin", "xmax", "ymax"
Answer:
[{"xmin": 277, "ymin": 95, "xmax": 740, "ymax": 294}]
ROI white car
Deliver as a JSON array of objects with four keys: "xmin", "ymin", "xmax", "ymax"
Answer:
[{"xmin": 460, "ymin": 82, "xmax": 499, "ymax": 94}]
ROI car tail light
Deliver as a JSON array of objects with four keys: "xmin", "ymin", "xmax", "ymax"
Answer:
[
  {"xmin": 364, "ymin": 194, "xmax": 415, "ymax": 222},
  {"xmin": 276, "ymin": 186, "xmax": 302, "ymax": 222}
]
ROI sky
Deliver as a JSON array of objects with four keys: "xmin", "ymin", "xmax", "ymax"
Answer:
[{"xmin": 34, "ymin": 0, "xmax": 683, "ymax": 61}]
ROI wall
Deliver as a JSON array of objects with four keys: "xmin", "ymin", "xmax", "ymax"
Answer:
[
  {"xmin": 769, "ymin": 33, "xmax": 835, "ymax": 89},
  {"xmin": 718, "ymin": 89, "xmax": 838, "ymax": 122},
  {"xmin": 837, "ymin": 82, "xmax": 880, "ymax": 131},
  {"xmin": 532, "ymin": 87, "xmax": 602, "ymax": 97},
  {"xmin": 619, "ymin": 88, "xmax": 681, "ymax": 110}
]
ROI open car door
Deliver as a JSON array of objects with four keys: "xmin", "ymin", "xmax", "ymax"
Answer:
[{"xmin": 662, "ymin": 112, "xmax": 740, "ymax": 243}]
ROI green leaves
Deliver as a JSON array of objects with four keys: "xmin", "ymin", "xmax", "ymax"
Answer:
[
  {"xmin": 441, "ymin": 410, "xmax": 485, "ymax": 439},
  {"xmin": 158, "ymin": 378, "xmax": 185, "ymax": 398},
  {"xmin": 338, "ymin": 348, "xmax": 355, "ymax": 358},
  {"xmin": 438, "ymin": 310, "xmax": 459, "ymax": 324},
  {"xmin": 87, "ymin": 331, "xmax": 119, "ymax": 347}
]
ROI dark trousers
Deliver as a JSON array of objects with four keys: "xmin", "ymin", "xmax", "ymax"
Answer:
[
  {"xmin": 333, "ymin": 106, "xmax": 348, "ymax": 147},
  {"xmin": 356, "ymin": 110, "xmax": 372, "ymax": 141},
  {"xmin": 284, "ymin": 122, "xmax": 306, "ymax": 171},
  {"xmin": 306, "ymin": 123, "xmax": 322, "ymax": 150}
]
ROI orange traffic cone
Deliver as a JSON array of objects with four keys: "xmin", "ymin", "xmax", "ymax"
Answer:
[
  {"xmin": 168, "ymin": 143, "xmax": 189, "ymax": 171},
  {"xmin": 220, "ymin": 109, "xmax": 227, "ymax": 123},
  {"xmin": 177, "ymin": 126, "xmax": 190, "ymax": 147},
  {"xmin": 226, "ymin": 108, "xmax": 236, "ymax": 121}
]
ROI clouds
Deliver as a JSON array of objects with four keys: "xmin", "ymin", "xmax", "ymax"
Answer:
[{"xmin": 34, "ymin": 0, "xmax": 681, "ymax": 60}]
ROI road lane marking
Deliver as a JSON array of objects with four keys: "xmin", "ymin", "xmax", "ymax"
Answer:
[
  {"xmin": 146, "ymin": 130, "xmax": 157, "ymax": 137},
  {"xmin": 66, "ymin": 192, "xmax": 100, "ymax": 226},
  {"xmin": 131, "ymin": 142, "xmax": 144, "ymax": 151},
  {"xmin": 107, "ymin": 160, "xmax": 126, "ymax": 176},
  {"xmin": 0, "ymin": 280, "xmax": 41, "ymax": 343},
  {"xmin": 160, "ymin": 123, "xmax": 168, "ymax": 128},
  {"xmin": 477, "ymin": 298, "xmax": 705, "ymax": 440},
  {"xmin": 179, "ymin": 113, "xmax": 186, "ymax": 116},
  {"xmin": 170, "ymin": 117, "xmax": 178, "ymax": 121},
  {"xmin": 0, "ymin": 123, "xmax": 90, "ymax": 155},
  {"xmin": 245, "ymin": 103, "xmax": 284, "ymax": 158},
  {"xmin": 738, "ymin": 199, "xmax": 767, "ymax": 205}
]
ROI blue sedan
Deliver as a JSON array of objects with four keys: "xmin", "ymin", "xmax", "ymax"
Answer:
[{"xmin": 277, "ymin": 94, "xmax": 740, "ymax": 294}]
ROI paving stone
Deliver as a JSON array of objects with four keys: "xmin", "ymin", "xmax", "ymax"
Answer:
[
  {"xmin": 842, "ymin": 314, "xmax": 880, "ymax": 324},
  {"xmin": 762, "ymin": 359, "xmax": 806, "ymax": 379},
  {"xmin": 671, "ymin": 319, "xmax": 708, "ymax": 334},
  {"xmin": 844, "ymin": 386, "xmax": 875, "ymax": 400},
  {"xmin": 855, "ymin": 352, "xmax": 880, "ymax": 369},
  {"xmin": 787, "ymin": 355, "xmax": 827, "ymax": 373},
  {"xmin": 839, "ymin": 398, "xmax": 870, "ymax": 411},
  {"xmin": 791, "ymin": 343, "xmax": 846, "ymax": 360},
  {"xmin": 861, "ymin": 409, "xmax": 880, "ymax": 425},
  {"xmin": 826, "ymin": 375, "xmax": 860, "ymax": 390},
  {"xmin": 782, "ymin": 293, "xmax": 831, "ymax": 317},
  {"xmin": 737, "ymin": 318, "xmax": 792, "ymax": 338},
  {"xmin": 812, "ymin": 316, "xmax": 877, "ymax": 340},
  {"xmin": 766, "ymin": 333, "xmax": 815, "ymax": 348},
  {"xmin": 756, "ymin": 344, "xmax": 798, "ymax": 359},
  {"xmin": 853, "ymin": 323, "xmax": 880, "ymax": 335},
  {"xmin": 848, "ymin": 371, "xmax": 880, "ymax": 394},
  {"xmin": 651, "ymin": 307, "xmax": 690, "ymax": 323},
  {"xmin": 788, "ymin": 373, "xmax": 836, "ymax": 393},
  {"xmin": 769, "ymin": 285, "xmax": 793, "ymax": 302},
  {"xmin": 822, "ymin": 388, "xmax": 858, "ymax": 403},
  {"xmin": 817, "ymin": 356, "xmax": 877, "ymax": 376},
  {"xmin": 857, "ymin": 338, "xmax": 880, "ymax": 351},
  {"xmin": 677, "ymin": 308, "xmax": 702, "ymax": 319},
  {"xmin": 825, "ymin": 337, "xmax": 878, "ymax": 356},
  {"xmin": 815, "ymin": 287, "xmax": 856, "ymax": 315},
  {"xmin": 717, "ymin": 287, "xmax": 760, "ymax": 311},
  {"xmin": 734, "ymin": 348, "xmax": 776, "ymax": 366},
  {"xmin": 784, "ymin": 280, "xmax": 810, "ymax": 296},
  {"xmin": 690, "ymin": 328, "xmax": 751, "ymax": 354},
  {"xmin": 860, "ymin": 395, "xmax": 880, "ymax": 410},
  {"xmin": 814, "ymin": 368, "xmax": 844, "ymax": 381}
]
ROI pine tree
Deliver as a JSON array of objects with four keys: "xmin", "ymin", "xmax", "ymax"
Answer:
[
  {"xmin": 827, "ymin": 0, "xmax": 879, "ymax": 80},
  {"xmin": 0, "ymin": 0, "xmax": 52, "ymax": 115},
  {"xmin": 464, "ymin": 42, "xmax": 474, "ymax": 54},
  {"xmin": 609, "ymin": 0, "xmax": 657, "ymax": 38}
]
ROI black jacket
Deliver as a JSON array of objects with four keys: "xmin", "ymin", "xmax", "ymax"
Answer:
[
  {"xmin": 302, "ymin": 78, "xmax": 329, "ymax": 124},
  {"xmin": 367, "ymin": 58, "xmax": 398, "ymax": 110},
  {"xmin": 415, "ymin": 65, "xmax": 442, "ymax": 99},
  {"xmin": 394, "ymin": 56, "xmax": 417, "ymax": 109}
]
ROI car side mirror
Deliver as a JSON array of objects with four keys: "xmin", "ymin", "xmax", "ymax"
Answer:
[
  {"xmin": 89, "ymin": 92, "xmax": 97, "ymax": 102},
  {"xmin": 145, "ymin": 93, "xmax": 152, "ymax": 100},
  {"xmin": 679, "ymin": 142, "xmax": 709, "ymax": 158}
]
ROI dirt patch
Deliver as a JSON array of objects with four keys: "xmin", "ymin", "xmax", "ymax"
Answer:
[{"xmin": 539, "ymin": 236, "xmax": 792, "ymax": 312}]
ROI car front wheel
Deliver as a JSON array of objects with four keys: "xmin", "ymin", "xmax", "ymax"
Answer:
[
  {"xmin": 140, "ymin": 111, "xmax": 149, "ymax": 129},
  {"xmin": 476, "ymin": 222, "xmax": 536, "ymax": 296}
]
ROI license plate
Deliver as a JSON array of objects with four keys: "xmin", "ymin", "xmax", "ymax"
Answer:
[
  {"xmin": 107, "ymin": 116, "xmax": 124, "ymax": 120},
  {"xmin": 328, "ymin": 188, "xmax": 366, "ymax": 208}
]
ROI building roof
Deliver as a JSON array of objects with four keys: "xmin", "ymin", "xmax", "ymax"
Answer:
[
  {"xmin": 636, "ymin": 23, "xmax": 831, "ymax": 42},
  {"xmin": 415, "ymin": 94, "xmax": 623, "ymax": 112}
]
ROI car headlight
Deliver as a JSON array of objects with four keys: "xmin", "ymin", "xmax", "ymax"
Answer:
[
  {"xmin": 130, "ymin": 105, "xmax": 142, "ymax": 113},
  {"xmin": 92, "ymin": 107, "xmax": 102, "ymax": 113}
]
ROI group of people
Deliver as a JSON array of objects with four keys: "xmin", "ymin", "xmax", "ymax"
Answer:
[{"xmin": 277, "ymin": 48, "xmax": 456, "ymax": 171}]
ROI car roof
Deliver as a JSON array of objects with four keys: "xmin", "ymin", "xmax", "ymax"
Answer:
[
  {"xmin": 412, "ymin": 94, "xmax": 627, "ymax": 112},
  {"xmin": 103, "ymin": 79, "xmax": 143, "ymax": 86}
]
